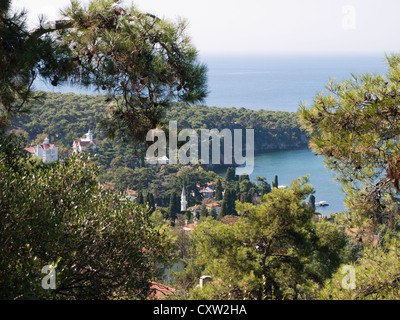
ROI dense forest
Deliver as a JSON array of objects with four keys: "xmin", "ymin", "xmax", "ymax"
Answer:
[
  {"xmin": 9, "ymin": 91, "xmax": 308, "ymax": 157},
  {"xmin": 8, "ymin": 91, "xmax": 301, "ymax": 208}
]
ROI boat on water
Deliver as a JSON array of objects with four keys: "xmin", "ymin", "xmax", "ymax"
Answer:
[{"xmin": 317, "ymin": 201, "xmax": 329, "ymax": 207}]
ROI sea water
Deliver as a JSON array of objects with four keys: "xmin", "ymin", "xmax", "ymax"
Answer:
[{"xmin": 203, "ymin": 54, "xmax": 388, "ymax": 214}]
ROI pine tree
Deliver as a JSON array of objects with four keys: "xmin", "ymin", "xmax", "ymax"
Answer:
[
  {"xmin": 298, "ymin": 54, "xmax": 400, "ymax": 227},
  {"xmin": 256, "ymin": 177, "xmax": 271, "ymax": 196},
  {"xmin": 1, "ymin": 0, "xmax": 207, "ymax": 142}
]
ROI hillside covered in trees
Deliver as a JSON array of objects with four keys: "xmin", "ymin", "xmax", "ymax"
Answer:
[{"xmin": 9, "ymin": 91, "xmax": 308, "ymax": 158}]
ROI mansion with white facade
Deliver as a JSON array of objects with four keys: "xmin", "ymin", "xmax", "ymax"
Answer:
[{"xmin": 24, "ymin": 137, "xmax": 58, "ymax": 162}]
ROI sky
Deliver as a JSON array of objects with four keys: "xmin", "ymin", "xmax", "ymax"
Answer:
[{"xmin": 11, "ymin": 0, "xmax": 400, "ymax": 55}]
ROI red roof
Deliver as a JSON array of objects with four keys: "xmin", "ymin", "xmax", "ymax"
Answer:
[
  {"xmin": 39, "ymin": 143, "xmax": 55, "ymax": 150},
  {"xmin": 148, "ymin": 282, "xmax": 176, "ymax": 300},
  {"xmin": 74, "ymin": 140, "xmax": 97, "ymax": 147},
  {"xmin": 125, "ymin": 189, "xmax": 137, "ymax": 196},
  {"xmin": 206, "ymin": 203, "xmax": 219, "ymax": 207},
  {"xmin": 24, "ymin": 147, "xmax": 35, "ymax": 154},
  {"xmin": 183, "ymin": 223, "xmax": 196, "ymax": 231}
]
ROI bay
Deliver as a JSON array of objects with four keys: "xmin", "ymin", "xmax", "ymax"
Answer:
[{"xmin": 250, "ymin": 148, "xmax": 346, "ymax": 215}]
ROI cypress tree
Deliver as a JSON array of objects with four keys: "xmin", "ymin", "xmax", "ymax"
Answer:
[
  {"xmin": 200, "ymin": 204, "xmax": 208, "ymax": 218},
  {"xmin": 272, "ymin": 175, "xmax": 279, "ymax": 188},
  {"xmin": 220, "ymin": 188, "xmax": 237, "ymax": 217},
  {"xmin": 136, "ymin": 191, "xmax": 144, "ymax": 205},
  {"xmin": 210, "ymin": 206, "xmax": 218, "ymax": 219},
  {"xmin": 225, "ymin": 167, "xmax": 236, "ymax": 182},
  {"xmin": 215, "ymin": 179, "xmax": 223, "ymax": 201},
  {"xmin": 307, "ymin": 194, "xmax": 316, "ymax": 210},
  {"xmin": 147, "ymin": 193, "xmax": 156, "ymax": 211},
  {"xmin": 168, "ymin": 192, "xmax": 180, "ymax": 225}
]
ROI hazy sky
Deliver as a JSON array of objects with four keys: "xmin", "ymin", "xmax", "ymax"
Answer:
[{"xmin": 11, "ymin": 0, "xmax": 400, "ymax": 55}]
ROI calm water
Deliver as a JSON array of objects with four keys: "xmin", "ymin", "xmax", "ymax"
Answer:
[
  {"xmin": 36, "ymin": 54, "xmax": 389, "ymax": 113},
  {"xmin": 202, "ymin": 53, "xmax": 388, "ymax": 112},
  {"xmin": 250, "ymin": 148, "xmax": 345, "ymax": 215},
  {"xmin": 35, "ymin": 54, "xmax": 390, "ymax": 215}
]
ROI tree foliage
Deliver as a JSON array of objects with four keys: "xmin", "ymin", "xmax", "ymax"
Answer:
[
  {"xmin": 59, "ymin": 0, "xmax": 207, "ymax": 142},
  {"xmin": 179, "ymin": 177, "xmax": 352, "ymax": 300},
  {"xmin": 320, "ymin": 236, "xmax": 400, "ymax": 300},
  {"xmin": 1, "ymin": 0, "xmax": 207, "ymax": 143},
  {"xmin": 0, "ymin": 0, "xmax": 72, "ymax": 128},
  {"xmin": 0, "ymin": 133, "xmax": 173, "ymax": 299},
  {"xmin": 299, "ymin": 54, "xmax": 400, "ymax": 230}
]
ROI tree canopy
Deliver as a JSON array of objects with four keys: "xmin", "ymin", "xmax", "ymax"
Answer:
[
  {"xmin": 1, "ymin": 0, "xmax": 208, "ymax": 142},
  {"xmin": 0, "ymin": 133, "xmax": 174, "ymax": 299},
  {"xmin": 299, "ymin": 54, "xmax": 400, "ymax": 230}
]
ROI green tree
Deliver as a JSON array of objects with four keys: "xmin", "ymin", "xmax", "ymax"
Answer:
[
  {"xmin": 299, "ymin": 54, "xmax": 400, "ymax": 230},
  {"xmin": 225, "ymin": 167, "xmax": 236, "ymax": 183},
  {"xmin": 255, "ymin": 176, "xmax": 271, "ymax": 196},
  {"xmin": 320, "ymin": 236, "xmax": 400, "ymax": 300},
  {"xmin": 215, "ymin": 179, "xmax": 223, "ymax": 201},
  {"xmin": 60, "ymin": 0, "xmax": 207, "ymax": 142},
  {"xmin": 136, "ymin": 191, "xmax": 144, "ymax": 205},
  {"xmin": 168, "ymin": 192, "xmax": 180, "ymax": 225},
  {"xmin": 0, "ymin": 134, "xmax": 173, "ymax": 299},
  {"xmin": 200, "ymin": 204, "xmax": 208, "ymax": 218},
  {"xmin": 219, "ymin": 188, "xmax": 237, "ymax": 217},
  {"xmin": 272, "ymin": 175, "xmax": 279, "ymax": 188},
  {"xmin": 210, "ymin": 206, "xmax": 218, "ymax": 220},
  {"xmin": 2, "ymin": 0, "xmax": 207, "ymax": 142},
  {"xmin": 0, "ymin": 0, "xmax": 73, "ymax": 129},
  {"xmin": 146, "ymin": 192, "xmax": 156, "ymax": 212},
  {"xmin": 307, "ymin": 194, "xmax": 316, "ymax": 210},
  {"xmin": 183, "ymin": 177, "xmax": 349, "ymax": 300}
]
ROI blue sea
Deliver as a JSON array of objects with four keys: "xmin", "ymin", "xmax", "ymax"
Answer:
[
  {"xmin": 202, "ymin": 53, "xmax": 388, "ymax": 112},
  {"xmin": 202, "ymin": 54, "xmax": 388, "ymax": 215},
  {"xmin": 36, "ymin": 53, "xmax": 390, "ymax": 214}
]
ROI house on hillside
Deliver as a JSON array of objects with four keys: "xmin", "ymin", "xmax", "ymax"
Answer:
[
  {"xmin": 206, "ymin": 202, "xmax": 221, "ymax": 215},
  {"xmin": 124, "ymin": 189, "xmax": 137, "ymax": 202},
  {"xmin": 102, "ymin": 182, "xmax": 116, "ymax": 193},
  {"xmin": 148, "ymin": 282, "xmax": 176, "ymax": 300},
  {"xmin": 199, "ymin": 185, "xmax": 216, "ymax": 200},
  {"xmin": 24, "ymin": 137, "xmax": 58, "ymax": 162},
  {"xmin": 72, "ymin": 129, "xmax": 98, "ymax": 153}
]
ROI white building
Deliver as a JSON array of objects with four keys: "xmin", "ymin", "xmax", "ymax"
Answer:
[
  {"xmin": 72, "ymin": 129, "xmax": 98, "ymax": 153},
  {"xmin": 181, "ymin": 186, "xmax": 188, "ymax": 212},
  {"xmin": 25, "ymin": 137, "xmax": 58, "ymax": 162}
]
